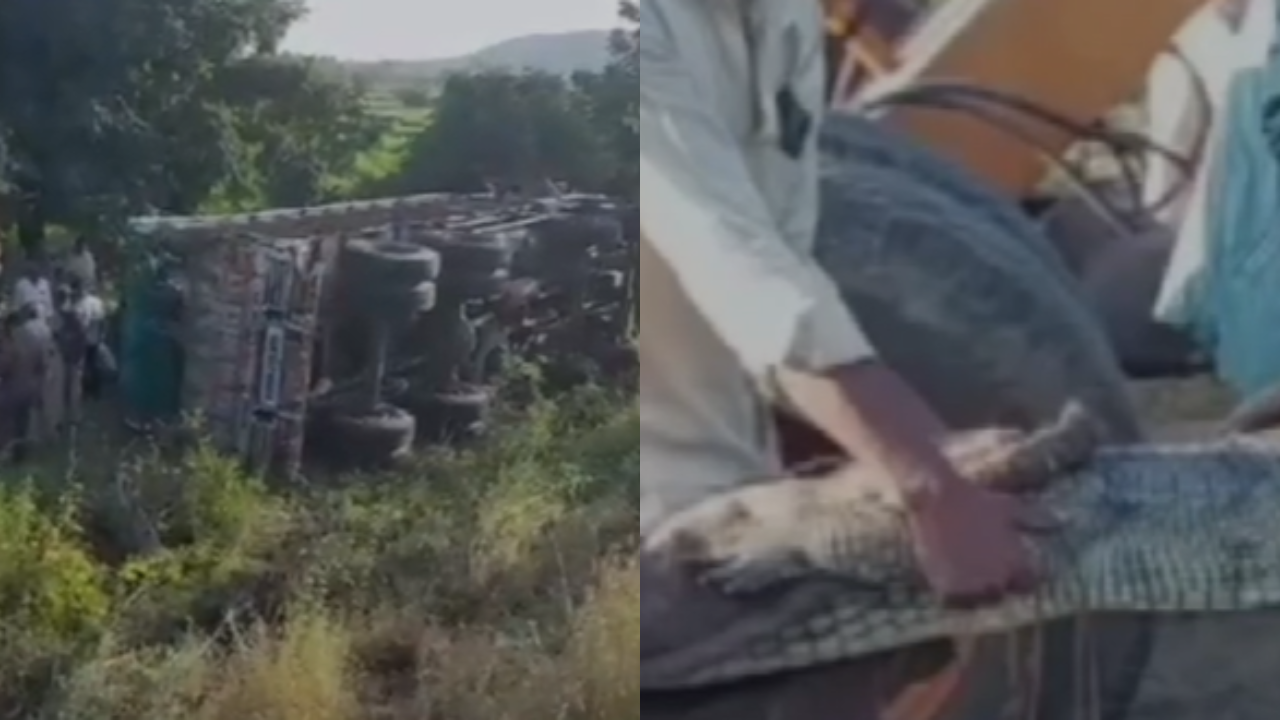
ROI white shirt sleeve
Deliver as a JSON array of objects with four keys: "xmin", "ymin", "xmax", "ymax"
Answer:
[
  {"xmin": 639, "ymin": 7, "xmax": 875, "ymax": 378},
  {"xmin": 12, "ymin": 279, "xmax": 32, "ymax": 309},
  {"xmin": 13, "ymin": 279, "xmax": 43, "ymax": 316}
]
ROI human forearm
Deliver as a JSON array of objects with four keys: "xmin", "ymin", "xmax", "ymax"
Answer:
[{"xmin": 772, "ymin": 360, "xmax": 961, "ymax": 507}]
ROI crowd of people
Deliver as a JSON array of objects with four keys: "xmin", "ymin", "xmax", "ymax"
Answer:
[{"xmin": 0, "ymin": 236, "xmax": 110, "ymax": 461}]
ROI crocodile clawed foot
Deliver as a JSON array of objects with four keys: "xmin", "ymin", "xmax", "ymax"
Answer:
[
  {"xmin": 946, "ymin": 428, "xmax": 1036, "ymax": 490},
  {"xmin": 948, "ymin": 401, "xmax": 1102, "ymax": 493}
]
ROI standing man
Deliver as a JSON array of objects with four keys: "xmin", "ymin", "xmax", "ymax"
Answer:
[
  {"xmin": 641, "ymin": 0, "xmax": 1040, "ymax": 605},
  {"xmin": 640, "ymin": 2, "xmax": 1054, "ymax": 714},
  {"xmin": 0, "ymin": 305, "xmax": 52, "ymax": 462},
  {"xmin": 12, "ymin": 256, "xmax": 54, "ymax": 322},
  {"xmin": 64, "ymin": 235, "xmax": 98, "ymax": 293},
  {"xmin": 58, "ymin": 276, "xmax": 107, "ymax": 427}
]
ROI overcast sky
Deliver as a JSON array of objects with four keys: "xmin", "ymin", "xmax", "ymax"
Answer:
[{"xmin": 283, "ymin": 0, "xmax": 618, "ymax": 60}]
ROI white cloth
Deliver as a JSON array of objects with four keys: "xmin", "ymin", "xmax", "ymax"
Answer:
[
  {"xmin": 13, "ymin": 277, "xmax": 54, "ymax": 320},
  {"xmin": 70, "ymin": 294, "xmax": 106, "ymax": 345},
  {"xmin": 1141, "ymin": 7, "xmax": 1236, "ymax": 226},
  {"xmin": 1154, "ymin": 0, "xmax": 1277, "ymax": 324},
  {"xmin": 64, "ymin": 250, "xmax": 97, "ymax": 290},
  {"xmin": 639, "ymin": 0, "xmax": 875, "ymax": 535}
]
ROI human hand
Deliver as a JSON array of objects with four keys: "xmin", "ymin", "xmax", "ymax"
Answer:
[{"xmin": 906, "ymin": 474, "xmax": 1055, "ymax": 607}]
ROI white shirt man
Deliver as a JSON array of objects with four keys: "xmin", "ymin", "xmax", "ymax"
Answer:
[
  {"xmin": 640, "ymin": 0, "xmax": 1046, "ymax": 611},
  {"xmin": 69, "ymin": 291, "xmax": 106, "ymax": 345},
  {"xmin": 639, "ymin": 0, "xmax": 876, "ymax": 534},
  {"xmin": 64, "ymin": 247, "xmax": 98, "ymax": 293},
  {"xmin": 5, "ymin": 304, "xmax": 58, "ymax": 446},
  {"xmin": 13, "ymin": 274, "xmax": 53, "ymax": 322}
]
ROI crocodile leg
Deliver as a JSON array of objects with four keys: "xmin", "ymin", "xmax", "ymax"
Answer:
[{"xmin": 949, "ymin": 400, "xmax": 1102, "ymax": 493}]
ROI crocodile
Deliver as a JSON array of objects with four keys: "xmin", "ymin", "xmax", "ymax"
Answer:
[
  {"xmin": 648, "ymin": 402, "xmax": 1102, "ymax": 597},
  {"xmin": 640, "ymin": 405, "xmax": 1280, "ymax": 691}
]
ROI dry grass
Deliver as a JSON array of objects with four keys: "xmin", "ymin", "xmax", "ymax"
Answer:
[{"xmin": 0, "ymin": 386, "xmax": 638, "ymax": 719}]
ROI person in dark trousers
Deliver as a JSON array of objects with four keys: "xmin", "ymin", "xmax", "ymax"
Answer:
[
  {"xmin": 0, "ymin": 306, "xmax": 47, "ymax": 463},
  {"xmin": 64, "ymin": 235, "xmax": 98, "ymax": 293},
  {"xmin": 62, "ymin": 277, "xmax": 110, "ymax": 405}
]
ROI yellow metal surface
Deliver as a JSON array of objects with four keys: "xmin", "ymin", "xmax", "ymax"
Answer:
[{"xmin": 859, "ymin": 0, "xmax": 1210, "ymax": 195}]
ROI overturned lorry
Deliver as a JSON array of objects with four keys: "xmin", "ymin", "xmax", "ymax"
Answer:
[{"xmin": 118, "ymin": 191, "xmax": 635, "ymax": 477}]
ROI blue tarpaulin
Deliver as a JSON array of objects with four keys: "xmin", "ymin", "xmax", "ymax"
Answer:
[{"xmin": 1183, "ymin": 54, "xmax": 1280, "ymax": 398}]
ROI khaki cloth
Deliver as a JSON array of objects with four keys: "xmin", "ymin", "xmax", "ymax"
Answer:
[{"xmin": 3, "ymin": 317, "xmax": 61, "ymax": 449}]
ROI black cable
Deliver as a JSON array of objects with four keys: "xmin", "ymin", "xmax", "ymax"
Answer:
[
  {"xmin": 860, "ymin": 66, "xmax": 1208, "ymax": 232},
  {"xmin": 862, "ymin": 83, "xmax": 1143, "ymax": 233}
]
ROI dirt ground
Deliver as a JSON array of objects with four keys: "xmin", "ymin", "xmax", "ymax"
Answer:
[
  {"xmin": 1119, "ymin": 376, "xmax": 1280, "ymax": 720},
  {"xmin": 1128, "ymin": 374, "xmax": 1236, "ymax": 435}
]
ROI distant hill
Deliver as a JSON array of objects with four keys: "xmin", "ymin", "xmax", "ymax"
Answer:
[
  {"xmin": 338, "ymin": 30, "xmax": 613, "ymax": 93},
  {"xmin": 467, "ymin": 30, "xmax": 613, "ymax": 75}
]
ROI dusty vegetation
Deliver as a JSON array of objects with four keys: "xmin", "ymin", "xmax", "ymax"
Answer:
[{"xmin": 0, "ymin": 386, "xmax": 638, "ymax": 719}]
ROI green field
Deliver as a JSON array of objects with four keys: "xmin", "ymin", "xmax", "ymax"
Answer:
[
  {"xmin": 362, "ymin": 92, "xmax": 433, "ymax": 124},
  {"xmin": 326, "ymin": 94, "xmax": 434, "ymax": 198}
]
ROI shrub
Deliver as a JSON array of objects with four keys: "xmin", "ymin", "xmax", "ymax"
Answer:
[{"xmin": 8, "ymin": 388, "xmax": 638, "ymax": 718}]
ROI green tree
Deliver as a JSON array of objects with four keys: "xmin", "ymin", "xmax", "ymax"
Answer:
[
  {"xmin": 391, "ymin": 71, "xmax": 611, "ymax": 194},
  {"xmin": 572, "ymin": 0, "xmax": 638, "ymax": 197},
  {"xmin": 216, "ymin": 57, "xmax": 385, "ymax": 209},
  {"xmin": 0, "ymin": 0, "xmax": 379, "ymax": 247},
  {"xmin": 394, "ymin": 87, "xmax": 433, "ymax": 109},
  {"xmin": 615, "ymin": 0, "xmax": 639, "ymax": 72}
]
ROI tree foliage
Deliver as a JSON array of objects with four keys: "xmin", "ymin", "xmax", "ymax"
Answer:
[
  {"xmin": 587, "ymin": 0, "xmax": 638, "ymax": 196},
  {"xmin": 0, "ymin": 0, "xmax": 379, "ymax": 241},
  {"xmin": 215, "ymin": 57, "xmax": 385, "ymax": 209},
  {"xmin": 0, "ymin": 0, "xmax": 637, "ymax": 250},
  {"xmin": 390, "ymin": 71, "xmax": 612, "ymax": 195},
  {"xmin": 388, "ymin": 1, "xmax": 638, "ymax": 198}
]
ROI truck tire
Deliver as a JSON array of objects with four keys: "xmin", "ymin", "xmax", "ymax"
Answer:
[
  {"xmin": 814, "ymin": 160, "xmax": 1143, "ymax": 441},
  {"xmin": 312, "ymin": 403, "xmax": 416, "ymax": 470},
  {"xmin": 401, "ymin": 281, "xmax": 439, "ymax": 313},
  {"xmin": 820, "ymin": 115, "xmax": 1077, "ymax": 291},
  {"xmin": 424, "ymin": 233, "xmax": 513, "ymax": 275},
  {"xmin": 405, "ymin": 385, "xmax": 492, "ymax": 443},
  {"xmin": 356, "ymin": 281, "xmax": 439, "ymax": 323},
  {"xmin": 439, "ymin": 269, "xmax": 512, "ymax": 300},
  {"xmin": 343, "ymin": 239, "xmax": 441, "ymax": 290}
]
